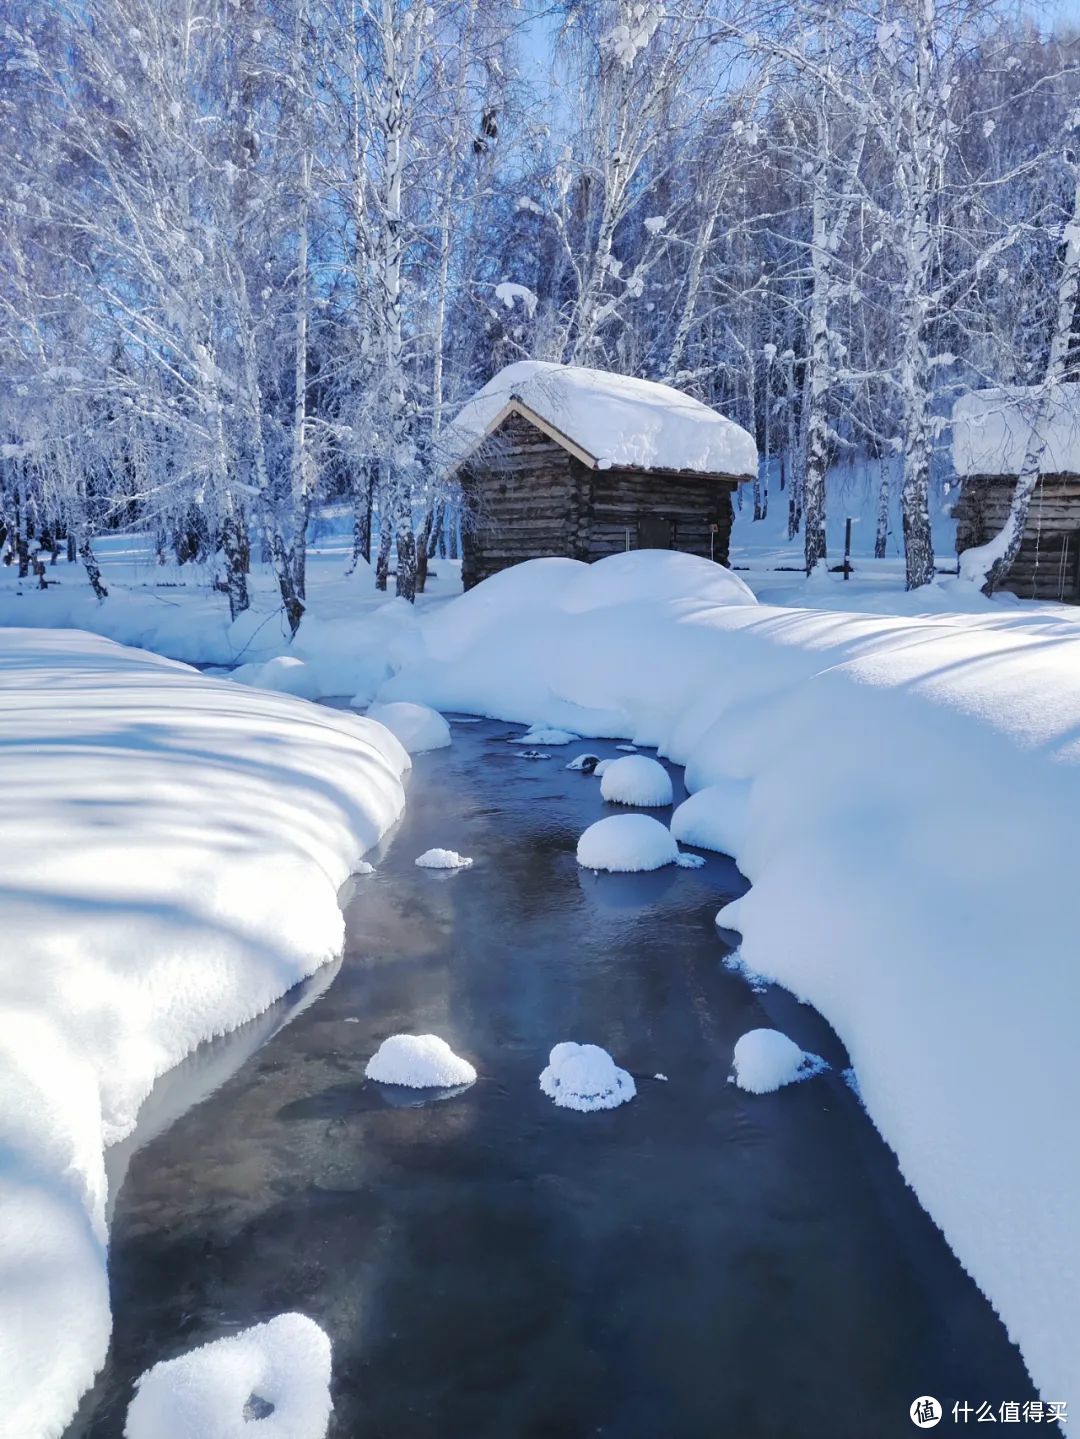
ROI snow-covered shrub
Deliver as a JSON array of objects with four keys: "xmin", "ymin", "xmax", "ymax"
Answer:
[
  {"xmin": 671, "ymin": 780, "xmax": 749, "ymax": 855},
  {"xmin": 539, "ymin": 1042, "xmax": 636, "ymax": 1112},
  {"xmin": 125, "ymin": 1313, "xmax": 332, "ymax": 1439},
  {"xmin": 731, "ymin": 1029, "xmax": 826, "ymax": 1095},
  {"xmin": 576, "ymin": 813, "xmax": 678, "ymax": 872},
  {"xmin": 365, "ymin": 700, "xmax": 451, "ymax": 753},
  {"xmin": 599, "ymin": 754, "xmax": 673, "ymax": 807},
  {"xmin": 415, "ymin": 848, "xmax": 473, "ymax": 869},
  {"xmin": 365, "ymin": 1034, "xmax": 477, "ymax": 1089}
]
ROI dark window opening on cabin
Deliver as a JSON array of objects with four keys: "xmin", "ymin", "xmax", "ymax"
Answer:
[{"xmin": 638, "ymin": 514, "xmax": 675, "ymax": 549}]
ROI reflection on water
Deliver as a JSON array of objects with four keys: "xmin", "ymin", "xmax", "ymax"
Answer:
[
  {"xmin": 65, "ymin": 720, "xmax": 1041, "ymax": 1439},
  {"xmin": 103, "ymin": 962, "xmax": 340, "ymax": 1224}
]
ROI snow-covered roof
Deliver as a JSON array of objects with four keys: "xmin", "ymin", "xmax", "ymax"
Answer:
[
  {"xmin": 952, "ymin": 384, "xmax": 1080, "ymax": 478},
  {"xmin": 446, "ymin": 361, "xmax": 758, "ymax": 478}
]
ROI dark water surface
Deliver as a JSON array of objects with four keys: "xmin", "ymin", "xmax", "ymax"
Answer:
[{"xmin": 66, "ymin": 719, "xmax": 1038, "ymax": 1439}]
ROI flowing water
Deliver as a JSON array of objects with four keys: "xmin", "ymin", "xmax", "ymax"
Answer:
[{"xmin": 65, "ymin": 718, "xmax": 1038, "ymax": 1438}]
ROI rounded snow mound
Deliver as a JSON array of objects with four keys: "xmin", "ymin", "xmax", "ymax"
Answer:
[
  {"xmin": 576, "ymin": 813, "xmax": 678, "ymax": 872},
  {"xmin": 365, "ymin": 1033, "xmax": 477, "ymax": 1089},
  {"xmin": 732, "ymin": 1029, "xmax": 826, "ymax": 1095},
  {"xmin": 560, "ymin": 549, "xmax": 757, "ymax": 613},
  {"xmin": 599, "ymin": 754, "xmax": 673, "ymax": 808},
  {"xmin": 415, "ymin": 848, "xmax": 473, "ymax": 869},
  {"xmin": 671, "ymin": 780, "xmax": 749, "ymax": 857},
  {"xmin": 125, "ymin": 1313, "xmax": 332, "ymax": 1439},
  {"xmin": 365, "ymin": 701, "xmax": 451, "ymax": 753},
  {"xmin": 231, "ymin": 654, "xmax": 321, "ymax": 700},
  {"xmin": 539, "ymin": 1042, "xmax": 636, "ymax": 1112},
  {"xmin": 593, "ymin": 758, "xmax": 614, "ymax": 777}
]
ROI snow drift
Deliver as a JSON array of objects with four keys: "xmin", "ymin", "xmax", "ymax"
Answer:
[
  {"xmin": 365, "ymin": 1035, "xmax": 477, "ymax": 1089},
  {"xmin": 382, "ymin": 548, "xmax": 1080, "ymax": 1405},
  {"xmin": 125, "ymin": 1313, "xmax": 332, "ymax": 1439},
  {"xmin": 362, "ymin": 700, "xmax": 451, "ymax": 753},
  {"xmin": 539, "ymin": 1043, "xmax": 636, "ymax": 1112},
  {"xmin": 670, "ymin": 780, "xmax": 748, "ymax": 856},
  {"xmin": 0, "ymin": 630, "xmax": 408, "ymax": 1439}
]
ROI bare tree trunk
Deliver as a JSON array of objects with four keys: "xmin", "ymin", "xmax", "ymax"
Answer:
[
  {"xmin": 220, "ymin": 501, "xmax": 250, "ymax": 621},
  {"xmin": 874, "ymin": 461, "xmax": 889, "ymax": 559},
  {"xmin": 415, "ymin": 505, "xmax": 436, "ymax": 593},
  {"xmin": 349, "ymin": 464, "xmax": 374, "ymax": 570},
  {"xmin": 785, "ymin": 349, "xmax": 802, "ymax": 540},
  {"xmin": 395, "ymin": 481, "xmax": 416, "ymax": 602},
  {"xmin": 374, "ymin": 485, "xmax": 393, "ymax": 591},
  {"xmin": 80, "ymin": 535, "xmax": 108, "ymax": 601}
]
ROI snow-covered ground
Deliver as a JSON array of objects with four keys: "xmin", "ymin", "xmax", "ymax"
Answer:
[
  {"xmin": 2, "ymin": 491, "xmax": 1079, "ymax": 705},
  {"xmin": 4, "ymin": 507, "xmax": 1080, "ymax": 1422},
  {"xmin": 0, "ymin": 517, "xmax": 461, "ymax": 704},
  {"xmin": 0, "ymin": 630, "xmax": 408, "ymax": 1439},
  {"xmin": 375, "ymin": 549, "xmax": 1080, "ymax": 1408}
]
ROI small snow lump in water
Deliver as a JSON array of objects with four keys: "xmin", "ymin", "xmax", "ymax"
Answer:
[
  {"xmin": 539, "ymin": 1042, "xmax": 636, "ymax": 1112},
  {"xmin": 415, "ymin": 848, "xmax": 473, "ymax": 870},
  {"xmin": 731, "ymin": 1028, "xmax": 826, "ymax": 1094},
  {"xmin": 600, "ymin": 754, "xmax": 673, "ymax": 807},
  {"xmin": 365, "ymin": 1034, "xmax": 477, "ymax": 1089},
  {"xmin": 125, "ymin": 1313, "xmax": 332, "ymax": 1439},
  {"xmin": 576, "ymin": 813, "xmax": 679, "ymax": 872}
]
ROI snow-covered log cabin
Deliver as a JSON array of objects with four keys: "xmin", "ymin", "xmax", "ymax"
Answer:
[
  {"xmin": 444, "ymin": 362, "xmax": 757, "ymax": 590},
  {"xmin": 952, "ymin": 385, "xmax": 1080, "ymax": 601}
]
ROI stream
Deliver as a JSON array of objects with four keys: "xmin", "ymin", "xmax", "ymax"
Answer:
[{"xmin": 65, "ymin": 717, "xmax": 1039, "ymax": 1438}]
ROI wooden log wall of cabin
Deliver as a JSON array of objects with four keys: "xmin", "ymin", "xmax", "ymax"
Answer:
[
  {"xmin": 584, "ymin": 469, "xmax": 738, "ymax": 564},
  {"xmin": 954, "ymin": 475, "xmax": 1080, "ymax": 601},
  {"xmin": 459, "ymin": 411, "xmax": 578, "ymax": 588}
]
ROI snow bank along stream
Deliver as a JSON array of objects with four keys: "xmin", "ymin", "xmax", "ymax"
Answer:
[
  {"xmin": 377, "ymin": 550, "xmax": 1079, "ymax": 1408},
  {"xmin": 0, "ymin": 631, "xmax": 408, "ymax": 1439},
  {"xmin": 64, "ymin": 718, "xmax": 1037, "ymax": 1438}
]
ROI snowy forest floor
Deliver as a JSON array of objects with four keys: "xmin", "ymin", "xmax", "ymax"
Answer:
[{"xmin": 1, "ymin": 493, "xmax": 1079, "ymax": 702}]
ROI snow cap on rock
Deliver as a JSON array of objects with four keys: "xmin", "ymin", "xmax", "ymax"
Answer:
[
  {"xmin": 576, "ymin": 813, "xmax": 679, "ymax": 872},
  {"xmin": 599, "ymin": 754, "xmax": 673, "ymax": 807},
  {"xmin": 539, "ymin": 1042, "xmax": 636, "ymax": 1112},
  {"xmin": 415, "ymin": 848, "xmax": 473, "ymax": 869},
  {"xmin": 365, "ymin": 1034, "xmax": 477, "ymax": 1089},
  {"xmin": 731, "ymin": 1029, "xmax": 825, "ymax": 1095},
  {"xmin": 125, "ymin": 1313, "xmax": 332, "ymax": 1439}
]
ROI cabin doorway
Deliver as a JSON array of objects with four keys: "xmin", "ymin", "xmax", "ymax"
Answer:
[{"xmin": 638, "ymin": 514, "xmax": 674, "ymax": 550}]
